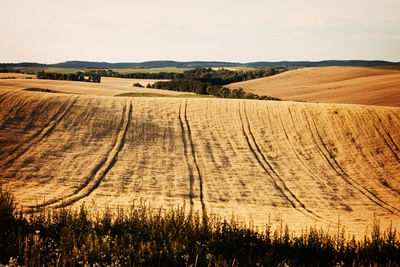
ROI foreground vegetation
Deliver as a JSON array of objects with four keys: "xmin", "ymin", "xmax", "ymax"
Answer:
[{"xmin": 1, "ymin": 186, "xmax": 399, "ymax": 266}]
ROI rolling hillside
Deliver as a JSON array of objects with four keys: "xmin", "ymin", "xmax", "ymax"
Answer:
[
  {"xmin": 1, "ymin": 84, "xmax": 400, "ymax": 236},
  {"xmin": 0, "ymin": 76, "xmax": 183, "ymax": 96},
  {"xmin": 227, "ymin": 67, "xmax": 400, "ymax": 107}
]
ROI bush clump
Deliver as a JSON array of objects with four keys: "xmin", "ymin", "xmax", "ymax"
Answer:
[{"xmin": 132, "ymin": 82, "xmax": 144, "ymax": 87}]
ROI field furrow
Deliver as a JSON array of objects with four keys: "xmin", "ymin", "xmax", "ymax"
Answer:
[
  {"xmin": 33, "ymin": 100, "xmax": 133, "ymax": 209},
  {"xmin": 305, "ymin": 106, "xmax": 400, "ymax": 214},
  {"xmin": 1, "ymin": 96, "xmax": 79, "ymax": 168},
  {"xmin": 178, "ymin": 102, "xmax": 195, "ymax": 206},
  {"xmin": 183, "ymin": 100, "xmax": 206, "ymax": 215},
  {"xmin": 240, "ymin": 103, "xmax": 297, "ymax": 209},
  {"xmin": 250, "ymin": 102, "xmax": 336, "ymax": 223},
  {"xmin": 365, "ymin": 108, "xmax": 400, "ymax": 162}
]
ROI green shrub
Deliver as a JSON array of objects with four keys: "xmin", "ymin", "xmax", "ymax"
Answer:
[
  {"xmin": 0, "ymin": 185, "xmax": 26, "ymax": 263},
  {"xmin": 133, "ymin": 82, "xmax": 144, "ymax": 87}
]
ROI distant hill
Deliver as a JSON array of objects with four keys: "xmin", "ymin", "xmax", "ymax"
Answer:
[
  {"xmin": 226, "ymin": 66, "xmax": 400, "ymax": 106},
  {"xmin": 1, "ymin": 60, "xmax": 399, "ymax": 69},
  {"xmin": 0, "ymin": 62, "xmax": 47, "ymax": 68}
]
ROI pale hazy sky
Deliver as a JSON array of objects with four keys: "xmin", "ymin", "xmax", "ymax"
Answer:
[{"xmin": 1, "ymin": 0, "xmax": 399, "ymax": 63}]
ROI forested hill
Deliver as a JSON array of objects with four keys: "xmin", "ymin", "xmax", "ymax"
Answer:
[{"xmin": 0, "ymin": 60, "xmax": 399, "ymax": 69}]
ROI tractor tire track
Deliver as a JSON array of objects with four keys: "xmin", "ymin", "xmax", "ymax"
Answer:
[
  {"xmin": 31, "ymin": 100, "xmax": 132, "ymax": 210},
  {"xmin": 0, "ymin": 103, "xmax": 66, "ymax": 162},
  {"xmin": 178, "ymin": 101, "xmax": 195, "ymax": 207},
  {"xmin": 1, "ymin": 96, "xmax": 79, "ymax": 168},
  {"xmin": 364, "ymin": 107, "xmax": 400, "ymax": 163},
  {"xmin": 278, "ymin": 105, "xmax": 352, "ymax": 212},
  {"xmin": 304, "ymin": 105, "xmax": 400, "ymax": 215},
  {"xmin": 360, "ymin": 108, "xmax": 400, "ymax": 196},
  {"xmin": 0, "ymin": 91, "xmax": 10, "ymax": 105},
  {"xmin": 183, "ymin": 100, "xmax": 206, "ymax": 216},
  {"xmin": 387, "ymin": 109, "xmax": 400, "ymax": 152},
  {"xmin": 239, "ymin": 101, "xmax": 327, "ymax": 223}
]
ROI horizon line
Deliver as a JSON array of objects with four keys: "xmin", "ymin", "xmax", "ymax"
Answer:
[{"xmin": 1, "ymin": 59, "xmax": 399, "ymax": 65}]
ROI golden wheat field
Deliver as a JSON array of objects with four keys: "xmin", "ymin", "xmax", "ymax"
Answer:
[
  {"xmin": 0, "ymin": 73, "xmax": 36, "ymax": 79},
  {"xmin": 1, "ymin": 74, "xmax": 400, "ymax": 237},
  {"xmin": 0, "ymin": 76, "xmax": 182, "ymax": 96},
  {"xmin": 227, "ymin": 67, "xmax": 400, "ymax": 107}
]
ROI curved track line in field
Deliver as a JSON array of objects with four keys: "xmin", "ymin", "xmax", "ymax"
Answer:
[
  {"xmin": 178, "ymin": 102, "xmax": 195, "ymax": 206},
  {"xmin": 364, "ymin": 108, "xmax": 400, "ymax": 163},
  {"xmin": 378, "ymin": 112, "xmax": 400, "ymax": 155},
  {"xmin": 183, "ymin": 100, "xmax": 207, "ymax": 217},
  {"xmin": 387, "ymin": 110, "xmax": 400, "ymax": 152},
  {"xmin": 214, "ymin": 102, "xmax": 240, "ymax": 160},
  {"xmin": 378, "ymin": 109, "xmax": 400, "ymax": 160},
  {"xmin": 202, "ymin": 100, "xmax": 220, "ymax": 167},
  {"xmin": 277, "ymin": 105, "xmax": 352, "ymax": 212},
  {"xmin": 304, "ymin": 106, "xmax": 400, "ymax": 215},
  {"xmin": 0, "ymin": 91, "xmax": 11, "ymax": 105},
  {"xmin": 31, "ymin": 100, "xmax": 133, "ymax": 210},
  {"xmin": 0, "ymin": 104, "xmax": 66, "ymax": 162},
  {"xmin": 238, "ymin": 101, "xmax": 327, "ymax": 223},
  {"xmin": 0, "ymin": 96, "xmax": 79, "ymax": 168},
  {"xmin": 238, "ymin": 102, "xmax": 294, "ymax": 208},
  {"xmin": 360, "ymin": 108, "xmax": 400, "ymax": 196}
]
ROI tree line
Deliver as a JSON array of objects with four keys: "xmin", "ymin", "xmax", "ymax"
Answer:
[
  {"xmin": 0, "ymin": 68, "xmax": 17, "ymax": 73},
  {"xmin": 94, "ymin": 69, "xmax": 177, "ymax": 79},
  {"xmin": 37, "ymin": 71, "xmax": 101, "ymax": 83},
  {"xmin": 176, "ymin": 67, "xmax": 280, "ymax": 85},
  {"xmin": 148, "ymin": 68, "xmax": 282, "ymax": 100},
  {"xmin": 93, "ymin": 67, "xmax": 282, "ymax": 85}
]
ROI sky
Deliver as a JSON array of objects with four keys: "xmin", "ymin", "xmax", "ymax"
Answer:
[{"xmin": 1, "ymin": 0, "xmax": 399, "ymax": 63}]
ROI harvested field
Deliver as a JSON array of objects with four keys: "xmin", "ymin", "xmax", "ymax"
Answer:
[
  {"xmin": 0, "ymin": 75, "xmax": 189, "ymax": 96},
  {"xmin": 0, "ymin": 73, "xmax": 36, "ymax": 79},
  {"xmin": 1, "ymin": 84, "xmax": 400, "ymax": 237},
  {"xmin": 227, "ymin": 67, "xmax": 400, "ymax": 107}
]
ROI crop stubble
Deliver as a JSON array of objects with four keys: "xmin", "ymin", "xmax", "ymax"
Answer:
[
  {"xmin": 0, "ymin": 88, "xmax": 400, "ymax": 236},
  {"xmin": 227, "ymin": 66, "xmax": 400, "ymax": 107}
]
